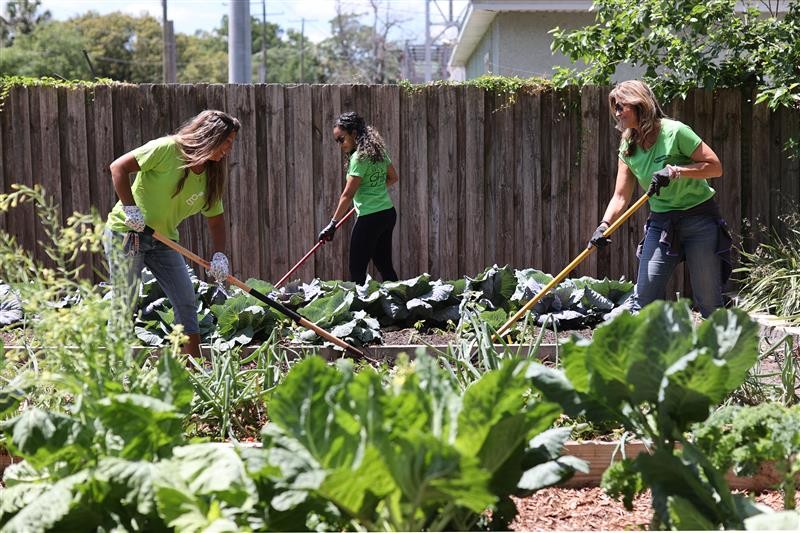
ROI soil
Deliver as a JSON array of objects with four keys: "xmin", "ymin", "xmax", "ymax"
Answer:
[{"xmin": 510, "ymin": 488, "xmax": 784, "ymax": 531}]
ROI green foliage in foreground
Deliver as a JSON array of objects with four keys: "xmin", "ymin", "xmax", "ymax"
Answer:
[
  {"xmin": 694, "ymin": 403, "xmax": 800, "ymax": 510},
  {"xmin": 528, "ymin": 301, "xmax": 769, "ymax": 529},
  {"xmin": 0, "ymin": 353, "xmax": 586, "ymax": 531}
]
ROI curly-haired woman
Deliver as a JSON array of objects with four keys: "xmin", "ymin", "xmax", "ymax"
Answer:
[
  {"xmin": 105, "ymin": 110, "xmax": 240, "ymax": 356},
  {"xmin": 318, "ymin": 111, "xmax": 400, "ymax": 285}
]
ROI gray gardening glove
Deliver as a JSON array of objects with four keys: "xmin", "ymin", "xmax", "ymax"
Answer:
[
  {"xmin": 122, "ymin": 205, "xmax": 145, "ymax": 232},
  {"xmin": 207, "ymin": 252, "xmax": 230, "ymax": 284}
]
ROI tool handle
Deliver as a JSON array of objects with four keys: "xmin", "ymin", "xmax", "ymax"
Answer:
[
  {"xmin": 493, "ymin": 191, "xmax": 651, "ymax": 340},
  {"xmin": 274, "ymin": 207, "xmax": 356, "ymax": 288},
  {"xmin": 144, "ymin": 227, "xmax": 364, "ymax": 358}
]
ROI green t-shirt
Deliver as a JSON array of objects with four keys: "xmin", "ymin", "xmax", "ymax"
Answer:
[
  {"xmin": 348, "ymin": 151, "xmax": 394, "ymax": 216},
  {"xmin": 620, "ymin": 118, "xmax": 715, "ymax": 212},
  {"xmin": 107, "ymin": 136, "xmax": 224, "ymax": 240}
]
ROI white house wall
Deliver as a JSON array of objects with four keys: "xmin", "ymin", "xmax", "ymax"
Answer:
[{"xmin": 464, "ymin": 11, "xmax": 644, "ymax": 81}]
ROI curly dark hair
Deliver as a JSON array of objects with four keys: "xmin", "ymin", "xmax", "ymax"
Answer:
[{"xmin": 334, "ymin": 111, "xmax": 387, "ymax": 163}]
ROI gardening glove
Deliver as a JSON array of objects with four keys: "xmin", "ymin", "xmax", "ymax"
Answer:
[
  {"xmin": 207, "ymin": 252, "xmax": 230, "ymax": 284},
  {"xmin": 588, "ymin": 221, "xmax": 611, "ymax": 249},
  {"xmin": 122, "ymin": 205, "xmax": 145, "ymax": 233},
  {"xmin": 318, "ymin": 219, "xmax": 338, "ymax": 242},
  {"xmin": 649, "ymin": 167, "xmax": 675, "ymax": 197}
]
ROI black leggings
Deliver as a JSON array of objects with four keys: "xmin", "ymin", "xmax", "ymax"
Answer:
[{"xmin": 349, "ymin": 207, "xmax": 398, "ymax": 284}]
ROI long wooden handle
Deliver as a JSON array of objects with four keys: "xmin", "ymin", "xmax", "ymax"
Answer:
[
  {"xmin": 146, "ymin": 228, "xmax": 365, "ymax": 358},
  {"xmin": 494, "ymin": 191, "xmax": 651, "ymax": 340},
  {"xmin": 275, "ymin": 208, "xmax": 356, "ymax": 288}
]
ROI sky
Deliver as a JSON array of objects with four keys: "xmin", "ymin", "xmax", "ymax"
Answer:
[{"xmin": 36, "ymin": 0, "xmax": 468, "ymax": 44}]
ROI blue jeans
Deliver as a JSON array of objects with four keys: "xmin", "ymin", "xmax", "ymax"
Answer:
[
  {"xmin": 633, "ymin": 214, "xmax": 723, "ymax": 317},
  {"xmin": 103, "ymin": 229, "xmax": 199, "ymax": 334}
]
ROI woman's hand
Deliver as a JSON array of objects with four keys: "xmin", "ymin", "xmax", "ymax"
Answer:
[{"xmin": 318, "ymin": 219, "xmax": 338, "ymax": 242}]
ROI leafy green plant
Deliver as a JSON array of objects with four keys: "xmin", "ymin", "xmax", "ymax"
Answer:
[
  {"xmin": 694, "ymin": 402, "xmax": 800, "ymax": 510},
  {"xmin": 527, "ymin": 300, "xmax": 764, "ymax": 529},
  {"xmin": 550, "ymin": 0, "xmax": 800, "ymax": 109},
  {"xmin": 250, "ymin": 355, "xmax": 587, "ymax": 531},
  {"xmin": 735, "ymin": 212, "xmax": 800, "ymax": 325}
]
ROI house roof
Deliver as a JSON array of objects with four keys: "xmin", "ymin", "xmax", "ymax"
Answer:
[{"xmin": 448, "ymin": 0, "xmax": 789, "ymax": 69}]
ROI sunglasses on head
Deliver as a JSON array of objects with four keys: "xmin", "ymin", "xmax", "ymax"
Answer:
[
  {"xmin": 335, "ymin": 136, "xmax": 345, "ymax": 144},
  {"xmin": 614, "ymin": 102, "xmax": 630, "ymax": 113}
]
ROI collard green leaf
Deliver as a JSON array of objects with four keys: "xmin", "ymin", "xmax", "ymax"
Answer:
[
  {"xmin": 96, "ymin": 394, "xmax": 185, "ymax": 460},
  {"xmin": 382, "ymin": 274, "xmax": 432, "ymax": 301},
  {"xmin": 695, "ymin": 307, "xmax": 759, "ymax": 391},
  {"xmin": 1, "ymin": 472, "xmax": 92, "ymax": 533},
  {"xmin": 298, "ymin": 289, "xmax": 354, "ymax": 329},
  {"xmin": 4, "ymin": 409, "xmax": 88, "ymax": 469},
  {"xmin": 93, "ymin": 457, "xmax": 160, "ymax": 517},
  {"xmin": 466, "ymin": 265, "xmax": 517, "ymax": 311},
  {"xmin": 658, "ymin": 349, "xmax": 729, "ymax": 436}
]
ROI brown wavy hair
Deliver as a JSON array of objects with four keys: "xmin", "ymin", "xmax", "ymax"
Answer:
[
  {"xmin": 609, "ymin": 80, "xmax": 666, "ymax": 157},
  {"xmin": 334, "ymin": 111, "xmax": 387, "ymax": 164},
  {"xmin": 172, "ymin": 110, "xmax": 240, "ymax": 210}
]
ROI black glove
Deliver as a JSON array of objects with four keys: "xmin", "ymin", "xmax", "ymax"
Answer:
[
  {"xmin": 317, "ymin": 219, "xmax": 338, "ymax": 242},
  {"xmin": 588, "ymin": 221, "xmax": 611, "ymax": 249},
  {"xmin": 649, "ymin": 167, "xmax": 673, "ymax": 197}
]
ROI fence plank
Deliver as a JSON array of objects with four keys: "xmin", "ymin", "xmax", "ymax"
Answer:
[
  {"xmin": 712, "ymin": 89, "xmax": 742, "ymax": 281},
  {"xmin": 371, "ymin": 84, "xmax": 401, "ymax": 278},
  {"xmin": 313, "ymin": 84, "xmax": 344, "ymax": 282},
  {"xmin": 462, "ymin": 86, "xmax": 485, "ymax": 276},
  {"xmin": 437, "ymin": 86, "xmax": 458, "ymax": 279},
  {"xmin": 284, "ymin": 85, "xmax": 314, "ymax": 283},
  {"xmin": 87, "ymin": 85, "xmax": 115, "ymax": 220},
  {"xmin": 5, "ymin": 88, "xmax": 34, "ymax": 254},
  {"xmin": 399, "ymin": 88, "xmax": 428, "ymax": 278},
  {"xmin": 579, "ymin": 86, "xmax": 602, "ymax": 277},
  {"xmin": 265, "ymin": 85, "xmax": 289, "ymax": 281},
  {"xmin": 227, "ymin": 84, "xmax": 259, "ymax": 280},
  {"xmin": 64, "ymin": 88, "xmax": 93, "ymax": 276},
  {"xmin": 27, "ymin": 87, "xmax": 48, "ymax": 266}
]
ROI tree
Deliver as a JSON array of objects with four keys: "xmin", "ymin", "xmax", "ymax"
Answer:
[
  {"xmin": 176, "ymin": 30, "xmax": 227, "ymax": 83},
  {"xmin": 0, "ymin": 20, "xmax": 87, "ymax": 79},
  {"xmin": 317, "ymin": 0, "xmax": 404, "ymax": 83},
  {"xmin": 1, "ymin": 0, "xmax": 51, "ymax": 46},
  {"xmin": 550, "ymin": 0, "xmax": 800, "ymax": 109},
  {"xmin": 68, "ymin": 11, "xmax": 162, "ymax": 83}
]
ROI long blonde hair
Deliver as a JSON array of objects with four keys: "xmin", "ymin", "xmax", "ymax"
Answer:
[
  {"xmin": 608, "ymin": 80, "xmax": 666, "ymax": 157},
  {"xmin": 172, "ymin": 110, "xmax": 240, "ymax": 210}
]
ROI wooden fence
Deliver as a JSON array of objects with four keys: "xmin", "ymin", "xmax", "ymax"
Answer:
[{"xmin": 1, "ymin": 83, "xmax": 798, "ymax": 298}]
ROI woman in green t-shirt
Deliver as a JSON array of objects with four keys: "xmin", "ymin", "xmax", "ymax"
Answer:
[
  {"xmin": 588, "ymin": 80, "xmax": 731, "ymax": 317},
  {"xmin": 105, "ymin": 110, "xmax": 240, "ymax": 357},
  {"xmin": 318, "ymin": 112, "xmax": 400, "ymax": 285}
]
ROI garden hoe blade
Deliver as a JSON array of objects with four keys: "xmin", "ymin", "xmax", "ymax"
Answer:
[
  {"xmin": 144, "ymin": 227, "xmax": 365, "ymax": 358},
  {"xmin": 275, "ymin": 208, "xmax": 356, "ymax": 288},
  {"xmin": 493, "ymin": 182, "xmax": 658, "ymax": 341}
]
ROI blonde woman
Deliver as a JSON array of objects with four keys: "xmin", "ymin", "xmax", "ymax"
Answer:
[
  {"xmin": 105, "ymin": 110, "xmax": 240, "ymax": 356},
  {"xmin": 589, "ymin": 80, "xmax": 731, "ymax": 317}
]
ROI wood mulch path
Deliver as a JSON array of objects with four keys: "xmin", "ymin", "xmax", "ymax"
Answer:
[{"xmin": 510, "ymin": 488, "xmax": 784, "ymax": 531}]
